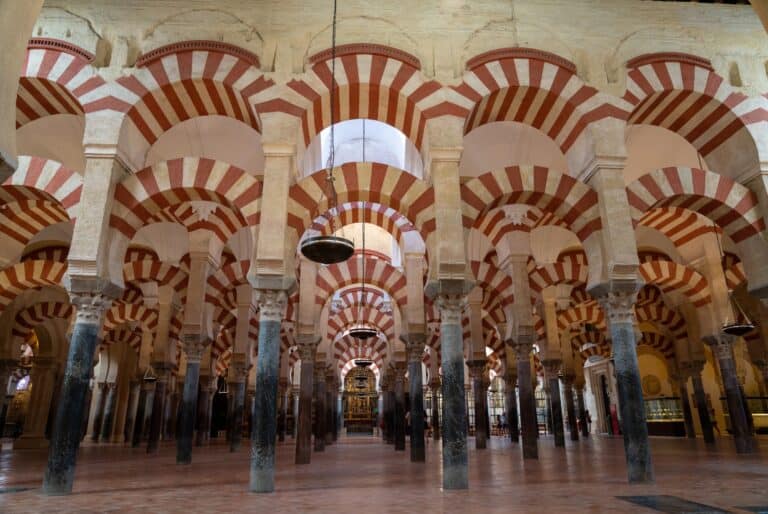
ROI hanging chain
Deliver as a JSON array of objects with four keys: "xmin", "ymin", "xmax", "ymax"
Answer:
[{"xmin": 325, "ymin": 0, "xmax": 340, "ymax": 234}]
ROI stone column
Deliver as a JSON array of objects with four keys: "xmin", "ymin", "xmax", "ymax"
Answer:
[
  {"xmin": 576, "ymin": 383, "xmax": 589, "ymax": 437},
  {"xmin": 132, "ymin": 378, "xmax": 154, "ymax": 447},
  {"xmin": 515, "ymin": 338, "xmax": 538, "ymax": 459},
  {"xmin": 708, "ymin": 337, "xmax": 757, "ymax": 453},
  {"xmin": 195, "ymin": 374, "xmax": 212, "ymax": 446},
  {"xmin": 146, "ymin": 366, "xmax": 169, "ymax": 453},
  {"xmin": 543, "ymin": 360, "xmax": 565, "ymax": 447},
  {"xmin": 671, "ymin": 372, "xmax": 696, "ymax": 440},
  {"xmin": 123, "ymin": 379, "xmax": 140, "ymax": 443},
  {"xmin": 277, "ymin": 377, "xmax": 289, "ymax": 442},
  {"xmin": 504, "ymin": 370, "xmax": 519, "ymax": 443},
  {"xmin": 0, "ymin": 359, "xmax": 17, "ymax": 438},
  {"xmin": 688, "ymin": 362, "xmax": 715, "ymax": 444},
  {"xmin": 163, "ymin": 379, "xmax": 177, "ymax": 441},
  {"xmin": 325, "ymin": 367, "xmax": 335, "ymax": 445},
  {"xmin": 406, "ymin": 336, "xmax": 426, "ymax": 462},
  {"xmin": 295, "ymin": 336, "xmax": 318, "ymax": 464},
  {"xmin": 429, "ymin": 378, "xmax": 441, "ymax": 441},
  {"xmin": 563, "ymin": 374, "xmax": 579, "ymax": 442},
  {"xmin": 250, "ymin": 290, "xmax": 286, "ymax": 493},
  {"xmin": 599, "ymin": 289, "xmax": 653, "ymax": 483},
  {"xmin": 468, "ymin": 360, "xmax": 488, "ymax": 449},
  {"xmin": 437, "ymin": 294, "xmax": 468, "ymax": 489},
  {"xmin": 15, "ymin": 357, "xmax": 57, "ymax": 449},
  {"xmin": 89, "ymin": 382, "xmax": 107, "ymax": 442},
  {"xmin": 313, "ymin": 365, "xmax": 326, "ymax": 452},
  {"xmin": 393, "ymin": 362, "xmax": 406, "ymax": 452},
  {"xmin": 44, "ymin": 291, "xmax": 112, "ymax": 495},
  {"xmin": 176, "ymin": 336, "xmax": 206, "ymax": 464},
  {"xmin": 228, "ymin": 359, "xmax": 248, "ymax": 452},
  {"xmin": 384, "ymin": 370, "xmax": 395, "ymax": 444},
  {"xmin": 99, "ymin": 382, "xmax": 118, "ymax": 443}
]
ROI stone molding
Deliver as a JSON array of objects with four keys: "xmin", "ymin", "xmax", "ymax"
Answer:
[
  {"xmin": 466, "ymin": 47, "xmax": 577, "ymax": 73},
  {"xmin": 136, "ymin": 40, "xmax": 261, "ymax": 68},
  {"xmin": 308, "ymin": 43, "xmax": 421, "ymax": 69}
]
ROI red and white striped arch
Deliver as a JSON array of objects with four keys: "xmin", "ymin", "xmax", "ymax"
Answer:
[
  {"xmin": 623, "ymin": 53, "xmax": 768, "ymax": 159},
  {"xmin": 474, "ymin": 207, "xmax": 568, "ymax": 248},
  {"xmin": 308, "ymin": 200, "xmax": 419, "ymax": 245},
  {"xmin": 17, "ymin": 39, "xmax": 105, "ymax": 129},
  {"xmin": 0, "ymin": 260, "xmax": 67, "ymax": 314},
  {"xmin": 527, "ymin": 255, "xmax": 588, "ymax": 294},
  {"xmin": 12, "ymin": 301, "xmax": 73, "ymax": 344},
  {"xmin": 123, "ymin": 259, "xmax": 188, "ymax": 293},
  {"xmin": 102, "ymin": 303, "xmax": 159, "ymax": 334},
  {"xmin": 327, "ymin": 305, "xmax": 395, "ymax": 343},
  {"xmin": 569, "ymin": 331, "xmax": 611, "ymax": 359},
  {"xmin": 461, "ymin": 165, "xmax": 602, "ymax": 242},
  {"xmin": 110, "ymin": 157, "xmax": 262, "ymax": 239},
  {"xmin": 335, "ymin": 287, "xmax": 393, "ymax": 313},
  {"xmin": 148, "ymin": 203, "xmax": 246, "ymax": 244},
  {"xmin": 272, "ymin": 44, "xmax": 442, "ymax": 150},
  {"xmin": 469, "ymin": 261, "xmax": 514, "ymax": 309},
  {"xmin": 452, "ymin": 48, "xmax": 627, "ymax": 154},
  {"xmin": 557, "ymin": 301, "xmax": 605, "ymax": 331},
  {"xmin": 21, "ymin": 245, "xmax": 69, "ymax": 263},
  {"xmin": 627, "ymin": 167, "xmax": 764, "ymax": 245},
  {"xmin": 288, "ymin": 162, "xmax": 435, "ymax": 242},
  {"xmin": 638, "ymin": 259, "xmax": 710, "ymax": 307},
  {"xmin": 634, "ymin": 301, "xmax": 688, "ymax": 343},
  {"xmin": 315, "ymin": 255, "xmax": 408, "ymax": 308},
  {"xmin": 722, "ymin": 252, "xmax": 747, "ymax": 289},
  {"xmin": 102, "ymin": 328, "xmax": 143, "ymax": 353},
  {"xmin": 110, "ymin": 41, "xmax": 273, "ymax": 145},
  {"xmin": 335, "ymin": 334, "xmax": 388, "ymax": 374},
  {"xmin": 637, "ymin": 332, "xmax": 675, "ymax": 362},
  {"xmin": 206, "ymin": 260, "xmax": 250, "ymax": 308},
  {"xmin": 636, "ymin": 207, "xmax": 713, "ymax": 248}
]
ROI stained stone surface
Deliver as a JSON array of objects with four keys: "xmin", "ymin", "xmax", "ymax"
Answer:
[
  {"xmin": 409, "ymin": 359, "xmax": 425, "ymax": 462},
  {"xmin": 440, "ymin": 322, "xmax": 468, "ymax": 490},
  {"xmin": 229, "ymin": 381, "xmax": 245, "ymax": 452},
  {"xmin": 548, "ymin": 378, "xmax": 565, "ymax": 448},
  {"xmin": 250, "ymin": 318, "xmax": 280, "ymax": 493},
  {"xmin": 295, "ymin": 361, "xmax": 313, "ymax": 464},
  {"xmin": 517, "ymin": 360, "xmax": 538, "ymax": 459},
  {"xmin": 176, "ymin": 361, "xmax": 200, "ymax": 465}
]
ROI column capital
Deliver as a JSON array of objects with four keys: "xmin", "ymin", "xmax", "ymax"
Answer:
[
  {"xmin": 314, "ymin": 365, "xmax": 326, "ymax": 383},
  {"xmin": 704, "ymin": 335, "xmax": 735, "ymax": 361},
  {"xmin": 597, "ymin": 288, "xmax": 639, "ymax": 326},
  {"xmin": 296, "ymin": 335, "xmax": 320, "ymax": 361},
  {"xmin": 182, "ymin": 334, "xmax": 208, "ymax": 363},
  {"xmin": 256, "ymin": 289, "xmax": 287, "ymax": 322},
  {"xmin": 512, "ymin": 339, "xmax": 533, "ymax": 362},
  {"xmin": 467, "ymin": 359, "xmax": 486, "ymax": 379},
  {"xmin": 229, "ymin": 353, "xmax": 249, "ymax": 383},
  {"xmin": 429, "ymin": 376, "xmax": 441, "ymax": 390},
  {"xmin": 436, "ymin": 294, "xmax": 467, "ymax": 325},
  {"xmin": 541, "ymin": 359, "xmax": 562, "ymax": 377},
  {"xmin": 404, "ymin": 333, "xmax": 426, "ymax": 363},
  {"xmin": 69, "ymin": 291, "xmax": 113, "ymax": 326}
]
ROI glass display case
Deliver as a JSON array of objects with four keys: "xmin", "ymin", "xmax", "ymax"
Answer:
[
  {"xmin": 721, "ymin": 396, "xmax": 768, "ymax": 434},
  {"xmin": 644, "ymin": 397, "xmax": 686, "ymax": 436}
]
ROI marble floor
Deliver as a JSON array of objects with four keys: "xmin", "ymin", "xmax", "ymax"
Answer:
[{"xmin": 0, "ymin": 434, "xmax": 766, "ymax": 513}]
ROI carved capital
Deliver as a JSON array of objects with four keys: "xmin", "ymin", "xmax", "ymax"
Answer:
[
  {"xmin": 436, "ymin": 294, "xmax": 467, "ymax": 325},
  {"xmin": 467, "ymin": 359, "xmax": 486, "ymax": 379},
  {"xmin": 597, "ymin": 290, "xmax": 637, "ymax": 326},
  {"xmin": 182, "ymin": 334, "xmax": 208, "ymax": 363},
  {"xmin": 404, "ymin": 334, "xmax": 426, "ymax": 363},
  {"xmin": 706, "ymin": 336, "xmax": 735, "ymax": 362},
  {"xmin": 257, "ymin": 290, "xmax": 287, "ymax": 322},
  {"xmin": 296, "ymin": 335, "xmax": 320, "ymax": 362},
  {"xmin": 542, "ymin": 359, "xmax": 562, "ymax": 377},
  {"xmin": 429, "ymin": 376, "xmax": 441, "ymax": 391},
  {"xmin": 513, "ymin": 340, "xmax": 533, "ymax": 361},
  {"xmin": 70, "ymin": 292, "xmax": 112, "ymax": 326}
]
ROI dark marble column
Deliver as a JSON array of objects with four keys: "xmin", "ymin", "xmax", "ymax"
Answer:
[
  {"xmin": 229, "ymin": 360, "xmax": 247, "ymax": 452},
  {"xmin": 0, "ymin": 359, "xmax": 16, "ymax": 438},
  {"xmin": 90, "ymin": 382, "xmax": 107, "ymax": 442},
  {"xmin": 163, "ymin": 380, "xmax": 177, "ymax": 441},
  {"xmin": 599, "ymin": 290, "xmax": 653, "ymax": 483},
  {"xmin": 393, "ymin": 362, "xmax": 406, "ymax": 451},
  {"xmin": 563, "ymin": 374, "xmax": 579, "ymax": 442},
  {"xmin": 176, "ymin": 336, "xmax": 205, "ymax": 465},
  {"xmin": 673, "ymin": 374, "xmax": 696, "ymax": 440},
  {"xmin": 504, "ymin": 370, "xmax": 519, "ymax": 443},
  {"xmin": 43, "ymin": 292, "xmax": 111, "ymax": 495},
  {"xmin": 543, "ymin": 361, "xmax": 565, "ymax": 447},
  {"xmin": 195, "ymin": 374, "xmax": 212, "ymax": 446},
  {"xmin": 406, "ymin": 336, "xmax": 426, "ymax": 462},
  {"xmin": 437, "ymin": 294, "xmax": 468, "ymax": 490},
  {"xmin": 313, "ymin": 366, "xmax": 326, "ymax": 452},
  {"xmin": 689, "ymin": 363, "xmax": 715, "ymax": 444},
  {"xmin": 99, "ymin": 382, "xmax": 118, "ymax": 442},
  {"xmin": 384, "ymin": 371, "xmax": 395, "ymax": 444},
  {"xmin": 324, "ymin": 368, "xmax": 335, "ymax": 445},
  {"xmin": 147, "ymin": 366, "xmax": 169, "ymax": 453},
  {"xmin": 249, "ymin": 290, "xmax": 286, "ymax": 493},
  {"xmin": 576, "ymin": 384, "xmax": 589, "ymax": 437},
  {"xmin": 132, "ymin": 379, "xmax": 151, "ymax": 447},
  {"xmin": 295, "ymin": 336, "xmax": 318, "ymax": 464},
  {"xmin": 515, "ymin": 340, "xmax": 538, "ymax": 459},
  {"xmin": 709, "ymin": 337, "xmax": 756, "ymax": 454},
  {"xmin": 468, "ymin": 360, "xmax": 488, "ymax": 449},
  {"xmin": 123, "ymin": 379, "xmax": 140, "ymax": 443},
  {"xmin": 277, "ymin": 378, "xmax": 288, "ymax": 442},
  {"xmin": 429, "ymin": 379, "xmax": 440, "ymax": 441}
]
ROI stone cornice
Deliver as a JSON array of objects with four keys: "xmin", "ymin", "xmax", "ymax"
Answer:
[{"xmin": 136, "ymin": 40, "xmax": 260, "ymax": 68}]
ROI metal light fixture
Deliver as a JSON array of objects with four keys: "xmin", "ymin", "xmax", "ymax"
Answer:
[
  {"xmin": 712, "ymin": 219, "xmax": 755, "ymax": 336},
  {"xmin": 348, "ymin": 212, "xmax": 378, "ymax": 341},
  {"xmin": 354, "ymin": 359, "xmax": 373, "ymax": 368},
  {"xmin": 299, "ymin": 0, "xmax": 354, "ymax": 265}
]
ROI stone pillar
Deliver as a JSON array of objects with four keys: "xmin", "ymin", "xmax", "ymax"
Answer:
[
  {"xmin": 250, "ymin": 290, "xmax": 286, "ymax": 494},
  {"xmin": 437, "ymin": 294, "xmax": 468, "ymax": 489},
  {"xmin": 15, "ymin": 357, "xmax": 57, "ymax": 449},
  {"xmin": 0, "ymin": 359, "xmax": 17, "ymax": 438},
  {"xmin": 671, "ymin": 372, "xmax": 696, "ymax": 440},
  {"xmin": 146, "ymin": 366, "xmax": 169, "ymax": 453},
  {"xmin": 325, "ymin": 368, "xmax": 335, "ymax": 445},
  {"xmin": 44, "ymin": 291, "xmax": 112, "ymax": 495},
  {"xmin": 688, "ymin": 362, "xmax": 715, "ymax": 444},
  {"xmin": 504, "ymin": 370, "xmax": 519, "ymax": 443},
  {"xmin": 393, "ymin": 362, "xmax": 406, "ymax": 451},
  {"xmin": 468, "ymin": 360, "xmax": 488, "ymax": 449},
  {"xmin": 429, "ymin": 378, "xmax": 440, "ymax": 441},
  {"xmin": 514, "ymin": 339, "xmax": 538, "ymax": 459},
  {"xmin": 543, "ymin": 360, "xmax": 565, "ymax": 447},
  {"xmin": 195, "ymin": 374, "xmax": 212, "ymax": 446},
  {"xmin": 295, "ymin": 336, "xmax": 318, "ymax": 464},
  {"xmin": 176, "ymin": 336, "xmax": 206, "ymax": 464},
  {"xmin": 599, "ymin": 290, "xmax": 654, "ymax": 483},
  {"xmin": 99, "ymin": 382, "xmax": 118, "ymax": 443},
  {"xmin": 228, "ymin": 359, "xmax": 248, "ymax": 452},
  {"xmin": 277, "ymin": 378, "xmax": 289, "ymax": 442},
  {"xmin": 89, "ymin": 382, "xmax": 107, "ymax": 442},
  {"xmin": 123, "ymin": 379, "xmax": 140, "ymax": 443},
  {"xmin": 576, "ymin": 384, "xmax": 589, "ymax": 437},
  {"xmin": 708, "ymin": 337, "xmax": 757, "ymax": 453},
  {"xmin": 163, "ymin": 380, "xmax": 177, "ymax": 441},
  {"xmin": 563, "ymin": 374, "xmax": 579, "ymax": 442},
  {"xmin": 406, "ymin": 336, "xmax": 426, "ymax": 462},
  {"xmin": 313, "ymin": 365, "xmax": 326, "ymax": 452},
  {"xmin": 384, "ymin": 370, "xmax": 395, "ymax": 444}
]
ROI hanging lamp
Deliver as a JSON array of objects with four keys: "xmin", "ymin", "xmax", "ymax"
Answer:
[
  {"xmin": 300, "ymin": 0, "xmax": 354, "ymax": 265},
  {"xmin": 712, "ymin": 219, "xmax": 755, "ymax": 336},
  {"xmin": 349, "ymin": 217, "xmax": 378, "ymax": 341}
]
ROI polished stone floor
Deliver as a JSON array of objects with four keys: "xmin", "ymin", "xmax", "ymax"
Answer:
[{"xmin": 1, "ymin": 434, "xmax": 766, "ymax": 513}]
